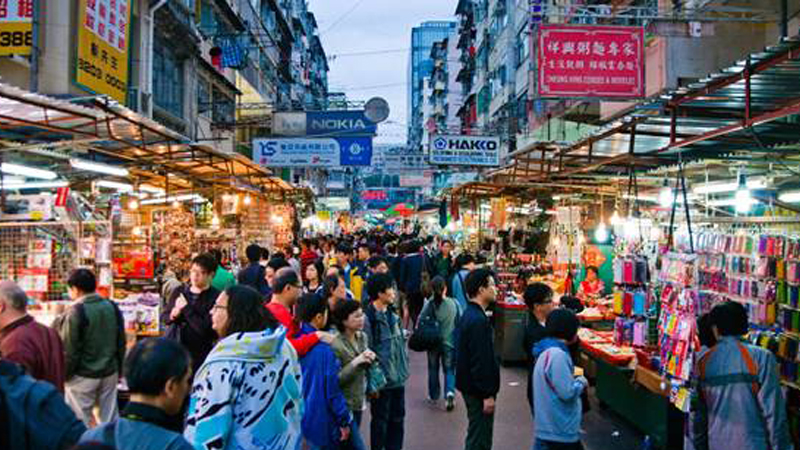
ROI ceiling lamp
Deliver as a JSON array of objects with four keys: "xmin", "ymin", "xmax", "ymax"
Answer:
[
  {"xmin": 734, "ymin": 172, "xmax": 752, "ymax": 214},
  {"xmin": 658, "ymin": 178, "xmax": 673, "ymax": 208},
  {"xmin": 70, "ymin": 159, "xmax": 129, "ymax": 177},
  {"xmin": 1, "ymin": 162, "xmax": 57, "ymax": 180},
  {"xmin": 693, "ymin": 176, "xmax": 766, "ymax": 195},
  {"xmin": 0, "ymin": 180, "xmax": 68, "ymax": 190},
  {"xmin": 594, "ymin": 222, "xmax": 609, "ymax": 243},
  {"xmin": 778, "ymin": 190, "xmax": 800, "ymax": 203}
]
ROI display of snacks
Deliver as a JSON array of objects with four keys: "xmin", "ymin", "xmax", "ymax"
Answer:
[{"xmin": 582, "ymin": 341, "xmax": 636, "ymax": 366}]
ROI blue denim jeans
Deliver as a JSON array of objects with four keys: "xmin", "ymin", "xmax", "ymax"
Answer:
[
  {"xmin": 370, "ymin": 386, "xmax": 405, "ymax": 450},
  {"xmin": 427, "ymin": 346, "xmax": 455, "ymax": 400},
  {"xmin": 339, "ymin": 410, "xmax": 367, "ymax": 450}
]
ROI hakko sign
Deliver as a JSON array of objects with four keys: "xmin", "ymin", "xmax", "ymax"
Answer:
[
  {"xmin": 430, "ymin": 135, "xmax": 500, "ymax": 167},
  {"xmin": 538, "ymin": 25, "xmax": 644, "ymax": 98}
]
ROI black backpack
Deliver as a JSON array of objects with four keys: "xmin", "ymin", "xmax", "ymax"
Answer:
[{"xmin": 409, "ymin": 301, "xmax": 442, "ymax": 352}]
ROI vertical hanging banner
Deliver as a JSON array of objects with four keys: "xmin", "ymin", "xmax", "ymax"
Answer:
[
  {"xmin": 0, "ymin": 0, "xmax": 34, "ymax": 56},
  {"xmin": 538, "ymin": 25, "xmax": 645, "ymax": 98},
  {"xmin": 75, "ymin": 0, "xmax": 131, "ymax": 103}
]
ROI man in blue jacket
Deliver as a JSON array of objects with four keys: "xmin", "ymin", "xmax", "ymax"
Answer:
[
  {"xmin": 237, "ymin": 244, "xmax": 270, "ymax": 296},
  {"xmin": 456, "ymin": 268, "xmax": 500, "ymax": 450},
  {"xmin": 296, "ymin": 293, "xmax": 354, "ymax": 450},
  {"xmin": 532, "ymin": 308, "xmax": 588, "ymax": 450}
]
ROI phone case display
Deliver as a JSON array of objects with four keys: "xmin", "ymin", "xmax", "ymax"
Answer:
[
  {"xmin": 611, "ymin": 254, "xmax": 657, "ymax": 348},
  {"xmin": 748, "ymin": 329, "xmax": 800, "ymax": 387},
  {"xmin": 694, "ymin": 232, "xmax": 799, "ymax": 326}
]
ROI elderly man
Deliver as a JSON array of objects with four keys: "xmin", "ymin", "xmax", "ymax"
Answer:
[{"xmin": 0, "ymin": 280, "xmax": 65, "ymax": 391}]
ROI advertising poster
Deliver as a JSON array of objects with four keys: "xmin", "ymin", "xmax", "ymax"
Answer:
[
  {"xmin": 429, "ymin": 135, "xmax": 501, "ymax": 166},
  {"xmin": 252, "ymin": 136, "xmax": 373, "ymax": 168},
  {"xmin": 0, "ymin": 0, "xmax": 33, "ymax": 56},
  {"xmin": 75, "ymin": 0, "xmax": 131, "ymax": 103}
]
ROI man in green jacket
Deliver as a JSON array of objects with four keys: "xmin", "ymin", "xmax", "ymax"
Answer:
[{"xmin": 58, "ymin": 268, "xmax": 126, "ymax": 426}]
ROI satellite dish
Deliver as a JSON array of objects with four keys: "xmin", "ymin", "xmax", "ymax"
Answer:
[{"xmin": 365, "ymin": 97, "xmax": 390, "ymax": 123}]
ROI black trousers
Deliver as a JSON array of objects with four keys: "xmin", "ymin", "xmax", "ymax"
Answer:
[{"xmin": 370, "ymin": 386, "xmax": 405, "ymax": 450}]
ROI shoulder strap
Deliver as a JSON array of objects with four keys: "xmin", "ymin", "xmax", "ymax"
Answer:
[
  {"xmin": 697, "ymin": 346, "xmax": 718, "ymax": 382},
  {"xmin": 75, "ymin": 302, "xmax": 88, "ymax": 339},
  {"xmin": 734, "ymin": 342, "xmax": 761, "ymax": 400},
  {"xmin": 366, "ymin": 305, "xmax": 379, "ymax": 345}
]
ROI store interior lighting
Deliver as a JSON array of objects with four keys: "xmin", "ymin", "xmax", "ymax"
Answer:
[
  {"xmin": 70, "ymin": 159, "xmax": 129, "ymax": 177},
  {"xmin": 1, "ymin": 162, "xmax": 58, "ymax": 180},
  {"xmin": 0, "ymin": 176, "xmax": 25, "ymax": 184},
  {"xmin": 243, "ymin": 194, "xmax": 252, "ymax": 205},
  {"xmin": 734, "ymin": 172, "xmax": 753, "ymax": 213},
  {"xmin": 594, "ymin": 221, "xmax": 609, "ymax": 243},
  {"xmin": 140, "ymin": 194, "xmax": 206, "ymax": 205},
  {"xmin": 658, "ymin": 178, "xmax": 673, "ymax": 208},
  {"xmin": 778, "ymin": 190, "xmax": 800, "ymax": 203},
  {"xmin": 0, "ymin": 180, "xmax": 68, "ymax": 190},
  {"xmin": 692, "ymin": 176, "xmax": 766, "ymax": 195}
]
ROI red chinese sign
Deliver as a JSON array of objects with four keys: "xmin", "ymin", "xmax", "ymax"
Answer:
[
  {"xmin": 538, "ymin": 25, "xmax": 644, "ymax": 98},
  {"xmin": 361, "ymin": 190, "xmax": 387, "ymax": 201}
]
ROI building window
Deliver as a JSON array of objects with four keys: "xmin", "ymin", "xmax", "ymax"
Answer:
[
  {"xmin": 197, "ymin": 78, "xmax": 211, "ymax": 117},
  {"xmin": 516, "ymin": 28, "xmax": 529, "ymax": 68},
  {"xmin": 153, "ymin": 38, "xmax": 184, "ymax": 119},
  {"xmin": 212, "ymin": 87, "xmax": 235, "ymax": 124}
]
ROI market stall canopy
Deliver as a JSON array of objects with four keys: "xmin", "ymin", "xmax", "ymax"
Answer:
[
  {"xmin": 0, "ymin": 83, "xmax": 295, "ymax": 196},
  {"xmin": 493, "ymin": 34, "xmax": 800, "ymax": 192},
  {"xmin": 382, "ymin": 203, "xmax": 415, "ymax": 217}
]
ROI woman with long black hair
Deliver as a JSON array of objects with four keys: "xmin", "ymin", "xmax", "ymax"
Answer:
[{"xmin": 420, "ymin": 276, "xmax": 459, "ymax": 411}]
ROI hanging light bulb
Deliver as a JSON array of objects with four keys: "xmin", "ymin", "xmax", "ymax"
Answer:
[
  {"xmin": 211, "ymin": 214, "xmax": 221, "ymax": 227},
  {"xmin": 735, "ymin": 171, "xmax": 752, "ymax": 214},
  {"xmin": 658, "ymin": 178, "xmax": 673, "ymax": 208},
  {"xmin": 610, "ymin": 210, "xmax": 621, "ymax": 226},
  {"xmin": 128, "ymin": 198, "xmax": 139, "ymax": 210},
  {"xmin": 594, "ymin": 221, "xmax": 609, "ymax": 243},
  {"xmin": 172, "ymin": 200, "xmax": 181, "ymax": 209},
  {"xmin": 243, "ymin": 194, "xmax": 252, "ymax": 206}
]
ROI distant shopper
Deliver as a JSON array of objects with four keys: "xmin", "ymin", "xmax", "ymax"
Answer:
[
  {"xmin": 532, "ymin": 308, "xmax": 588, "ymax": 450},
  {"xmin": 209, "ymin": 248, "xmax": 236, "ymax": 292},
  {"xmin": 184, "ymin": 285, "xmax": 303, "ymax": 450},
  {"xmin": 0, "ymin": 359, "xmax": 86, "ymax": 450},
  {"xmin": 305, "ymin": 259, "xmax": 326, "ymax": 295},
  {"xmin": 434, "ymin": 239, "xmax": 455, "ymax": 281},
  {"xmin": 522, "ymin": 283, "xmax": 555, "ymax": 411},
  {"xmin": 81, "ymin": 338, "xmax": 193, "ymax": 450},
  {"xmin": 266, "ymin": 268, "xmax": 335, "ymax": 356},
  {"xmin": 0, "ymin": 281, "xmax": 65, "ymax": 391},
  {"xmin": 162, "ymin": 253, "xmax": 220, "ymax": 374},
  {"xmin": 421, "ymin": 276, "xmax": 459, "ymax": 411},
  {"xmin": 300, "ymin": 239, "xmax": 320, "ymax": 282},
  {"xmin": 264, "ymin": 257, "xmax": 292, "ymax": 302},
  {"xmin": 323, "ymin": 274, "xmax": 349, "ymax": 312},
  {"xmin": 692, "ymin": 301, "xmax": 793, "ymax": 450},
  {"xmin": 456, "ymin": 268, "xmax": 500, "ymax": 450},
  {"xmin": 399, "ymin": 240, "xmax": 428, "ymax": 326},
  {"xmin": 160, "ymin": 269, "xmax": 184, "ymax": 314},
  {"xmin": 364, "ymin": 273, "xmax": 409, "ymax": 450},
  {"xmin": 451, "ymin": 253, "xmax": 476, "ymax": 314},
  {"xmin": 238, "ymin": 244, "xmax": 270, "ymax": 295},
  {"xmin": 332, "ymin": 300, "xmax": 375, "ymax": 450},
  {"xmin": 296, "ymin": 294, "xmax": 354, "ymax": 450},
  {"xmin": 59, "ymin": 268, "xmax": 126, "ymax": 426}
]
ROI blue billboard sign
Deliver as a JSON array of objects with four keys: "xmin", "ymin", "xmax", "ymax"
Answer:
[
  {"xmin": 306, "ymin": 111, "xmax": 377, "ymax": 136},
  {"xmin": 253, "ymin": 136, "xmax": 373, "ymax": 168}
]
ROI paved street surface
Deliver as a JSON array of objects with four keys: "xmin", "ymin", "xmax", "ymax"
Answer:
[{"xmin": 361, "ymin": 350, "xmax": 645, "ymax": 450}]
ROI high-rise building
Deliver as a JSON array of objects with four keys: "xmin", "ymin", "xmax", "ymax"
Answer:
[{"xmin": 408, "ymin": 20, "xmax": 457, "ymax": 151}]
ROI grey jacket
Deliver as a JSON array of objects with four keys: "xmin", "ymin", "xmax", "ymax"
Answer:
[
  {"xmin": 692, "ymin": 336, "xmax": 793, "ymax": 450},
  {"xmin": 364, "ymin": 305, "xmax": 409, "ymax": 390}
]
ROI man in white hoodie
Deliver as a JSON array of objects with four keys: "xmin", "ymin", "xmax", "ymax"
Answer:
[{"xmin": 531, "ymin": 308, "xmax": 588, "ymax": 450}]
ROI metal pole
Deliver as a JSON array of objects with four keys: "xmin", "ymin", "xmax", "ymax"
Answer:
[
  {"xmin": 29, "ymin": 0, "xmax": 40, "ymax": 92},
  {"xmin": 781, "ymin": 0, "xmax": 789, "ymax": 39}
]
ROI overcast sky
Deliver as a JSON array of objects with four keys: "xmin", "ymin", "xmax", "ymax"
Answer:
[{"xmin": 307, "ymin": 0, "xmax": 457, "ymax": 145}]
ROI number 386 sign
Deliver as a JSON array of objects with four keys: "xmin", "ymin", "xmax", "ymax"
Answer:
[{"xmin": 0, "ymin": 0, "xmax": 34, "ymax": 56}]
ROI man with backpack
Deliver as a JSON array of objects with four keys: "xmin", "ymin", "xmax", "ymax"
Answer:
[
  {"xmin": 58, "ymin": 268, "xmax": 126, "ymax": 426},
  {"xmin": 0, "ymin": 358, "xmax": 87, "ymax": 450},
  {"xmin": 364, "ymin": 273, "xmax": 409, "ymax": 450},
  {"xmin": 692, "ymin": 301, "xmax": 793, "ymax": 450}
]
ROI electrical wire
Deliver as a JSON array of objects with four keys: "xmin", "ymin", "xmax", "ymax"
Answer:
[{"xmin": 320, "ymin": 0, "xmax": 367, "ymax": 35}]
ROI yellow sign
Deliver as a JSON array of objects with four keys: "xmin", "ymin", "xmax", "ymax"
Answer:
[
  {"xmin": 75, "ymin": 0, "xmax": 131, "ymax": 103},
  {"xmin": 0, "ymin": 0, "xmax": 33, "ymax": 56}
]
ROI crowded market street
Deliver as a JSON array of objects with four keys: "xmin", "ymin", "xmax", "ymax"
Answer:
[{"xmin": 2, "ymin": 1, "xmax": 800, "ymax": 450}]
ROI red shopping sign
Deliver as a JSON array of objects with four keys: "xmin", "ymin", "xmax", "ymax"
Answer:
[{"xmin": 537, "ymin": 25, "xmax": 645, "ymax": 98}]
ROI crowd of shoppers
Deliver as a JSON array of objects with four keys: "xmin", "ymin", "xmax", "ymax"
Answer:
[{"xmin": 0, "ymin": 228, "xmax": 796, "ymax": 450}]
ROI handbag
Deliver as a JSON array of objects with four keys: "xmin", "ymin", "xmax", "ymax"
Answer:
[
  {"xmin": 366, "ymin": 361, "xmax": 388, "ymax": 394},
  {"xmin": 408, "ymin": 302, "xmax": 442, "ymax": 352}
]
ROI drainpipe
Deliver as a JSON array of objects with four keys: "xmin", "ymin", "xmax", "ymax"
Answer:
[
  {"xmin": 781, "ymin": 0, "xmax": 789, "ymax": 39},
  {"xmin": 146, "ymin": 0, "xmax": 169, "ymax": 117},
  {"xmin": 29, "ymin": 0, "xmax": 40, "ymax": 92}
]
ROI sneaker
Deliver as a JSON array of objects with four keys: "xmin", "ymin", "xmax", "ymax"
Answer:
[
  {"xmin": 425, "ymin": 397, "xmax": 438, "ymax": 407},
  {"xmin": 445, "ymin": 393, "xmax": 455, "ymax": 411}
]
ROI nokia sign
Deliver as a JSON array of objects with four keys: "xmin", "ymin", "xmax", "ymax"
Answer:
[
  {"xmin": 429, "ymin": 135, "xmax": 501, "ymax": 167},
  {"xmin": 307, "ymin": 111, "xmax": 377, "ymax": 136}
]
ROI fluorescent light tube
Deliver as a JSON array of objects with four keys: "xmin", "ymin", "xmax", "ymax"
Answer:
[
  {"xmin": 96, "ymin": 180, "xmax": 133, "ymax": 191},
  {"xmin": 140, "ymin": 194, "xmax": 205, "ymax": 205},
  {"xmin": 0, "ymin": 176, "xmax": 25, "ymax": 184},
  {"xmin": 778, "ymin": 191, "xmax": 800, "ymax": 203},
  {"xmin": 70, "ymin": 159, "xmax": 129, "ymax": 177},
  {"xmin": 1, "ymin": 163, "xmax": 57, "ymax": 180},
  {"xmin": 693, "ymin": 178, "xmax": 766, "ymax": 195},
  {"xmin": 0, "ymin": 180, "xmax": 69, "ymax": 190}
]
